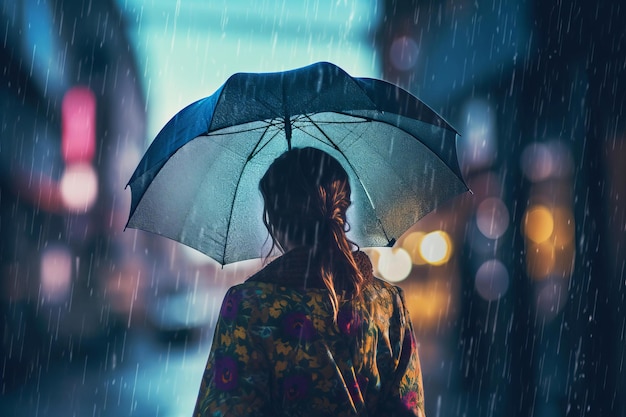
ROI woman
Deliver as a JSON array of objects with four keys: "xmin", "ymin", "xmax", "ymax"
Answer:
[{"xmin": 194, "ymin": 147, "xmax": 425, "ymax": 416}]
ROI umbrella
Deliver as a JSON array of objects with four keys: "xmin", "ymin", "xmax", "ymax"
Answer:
[{"xmin": 126, "ymin": 61, "xmax": 469, "ymax": 265}]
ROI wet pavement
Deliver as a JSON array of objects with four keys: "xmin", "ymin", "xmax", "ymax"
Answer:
[{"xmin": 0, "ymin": 328, "xmax": 213, "ymax": 417}]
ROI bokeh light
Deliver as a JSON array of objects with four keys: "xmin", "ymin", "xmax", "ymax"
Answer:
[
  {"xmin": 389, "ymin": 36, "xmax": 419, "ymax": 71},
  {"xmin": 419, "ymin": 231, "xmax": 452, "ymax": 266},
  {"xmin": 403, "ymin": 282, "xmax": 452, "ymax": 330},
  {"xmin": 40, "ymin": 245, "xmax": 73, "ymax": 303},
  {"xmin": 367, "ymin": 247, "xmax": 412, "ymax": 282},
  {"xmin": 524, "ymin": 205, "xmax": 575, "ymax": 280},
  {"xmin": 535, "ymin": 280, "xmax": 568, "ymax": 321},
  {"xmin": 400, "ymin": 231, "xmax": 427, "ymax": 265},
  {"xmin": 524, "ymin": 205, "xmax": 554, "ymax": 243},
  {"xmin": 520, "ymin": 140, "xmax": 574, "ymax": 182},
  {"xmin": 60, "ymin": 163, "xmax": 99, "ymax": 212},
  {"xmin": 476, "ymin": 197, "xmax": 510, "ymax": 239},
  {"xmin": 520, "ymin": 142, "xmax": 553, "ymax": 182},
  {"xmin": 62, "ymin": 87, "xmax": 96, "ymax": 163},
  {"xmin": 460, "ymin": 98, "xmax": 496, "ymax": 170},
  {"xmin": 474, "ymin": 259, "xmax": 509, "ymax": 301},
  {"xmin": 545, "ymin": 140, "xmax": 574, "ymax": 179}
]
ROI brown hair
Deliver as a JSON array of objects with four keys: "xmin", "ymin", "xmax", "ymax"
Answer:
[{"xmin": 259, "ymin": 147, "xmax": 365, "ymax": 319}]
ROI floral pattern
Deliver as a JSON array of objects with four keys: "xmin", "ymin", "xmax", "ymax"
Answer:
[
  {"xmin": 283, "ymin": 374, "xmax": 310, "ymax": 401},
  {"xmin": 193, "ymin": 249, "xmax": 425, "ymax": 416},
  {"xmin": 220, "ymin": 291, "xmax": 243, "ymax": 322},
  {"xmin": 213, "ymin": 355, "xmax": 238, "ymax": 392},
  {"xmin": 283, "ymin": 312, "xmax": 316, "ymax": 341}
]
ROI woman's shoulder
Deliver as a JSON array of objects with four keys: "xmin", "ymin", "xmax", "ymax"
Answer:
[
  {"xmin": 370, "ymin": 276, "xmax": 401, "ymax": 291},
  {"xmin": 223, "ymin": 280, "xmax": 277, "ymax": 300}
]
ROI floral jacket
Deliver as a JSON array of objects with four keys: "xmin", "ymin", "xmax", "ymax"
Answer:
[{"xmin": 193, "ymin": 249, "xmax": 425, "ymax": 417}]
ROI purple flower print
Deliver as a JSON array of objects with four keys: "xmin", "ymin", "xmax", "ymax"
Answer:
[
  {"xmin": 337, "ymin": 306, "xmax": 362, "ymax": 337},
  {"xmin": 402, "ymin": 390, "xmax": 419, "ymax": 410},
  {"xmin": 220, "ymin": 291, "xmax": 242, "ymax": 321},
  {"xmin": 214, "ymin": 355, "xmax": 238, "ymax": 391},
  {"xmin": 283, "ymin": 312, "xmax": 316, "ymax": 341},
  {"xmin": 283, "ymin": 374, "xmax": 310, "ymax": 401}
]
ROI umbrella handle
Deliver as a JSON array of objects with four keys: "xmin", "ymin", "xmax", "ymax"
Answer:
[{"xmin": 285, "ymin": 114, "xmax": 292, "ymax": 149}]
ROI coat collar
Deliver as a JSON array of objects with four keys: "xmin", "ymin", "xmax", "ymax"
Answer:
[{"xmin": 246, "ymin": 247, "xmax": 374, "ymax": 290}]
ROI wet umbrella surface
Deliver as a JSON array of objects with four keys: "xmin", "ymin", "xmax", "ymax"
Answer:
[{"xmin": 126, "ymin": 61, "xmax": 469, "ymax": 264}]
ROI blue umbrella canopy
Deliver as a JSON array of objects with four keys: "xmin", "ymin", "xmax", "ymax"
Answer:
[{"xmin": 126, "ymin": 61, "xmax": 469, "ymax": 265}]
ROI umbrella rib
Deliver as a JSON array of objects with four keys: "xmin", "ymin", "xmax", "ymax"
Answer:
[
  {"xmin": 304, "ymin": 111, "xmax": 467, "ymax": 186},
  {"xmin": 301, "ymin": 114, "xmax": 393, "ymax": 244},
  {"xmin": 208, "ymin": 115, "xmax": 368, "ymax": 138},
  {"xmin": 208, "ymin": 120, "xmax": 282, "ymax": 137},
  {"xmin": 291, "ymin": 112, "xmax": 371, "ymax": 125},
  {"xmin": 221, "ymin": 163, "xmax": 246, "ymax": 264},
  {"xmin": 248, "ymin": 121, "xmax": 284, "ymax": 160}
]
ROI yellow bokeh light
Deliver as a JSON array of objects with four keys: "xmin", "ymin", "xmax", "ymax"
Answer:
[
  {"xmin": 401, "ymin": 231, "xmax": 427, "ymax": 265},
  {"xmin": 524, "ymin": 205, "xmax": 554, "ymax": 243},
  {"xmin": 378, "ymin": 248, "xmax": 413, "ymax": 282},
  {"xmin": 419, "ymin": 231, "xmax": 452, "ymax": 266},
  {"xmin": 365, "ymin": 247, "xmax": 412, "ymax": 282},
  {"xmin": 403, "ymin": 283, "xmax": 451, "ymax": 330}
]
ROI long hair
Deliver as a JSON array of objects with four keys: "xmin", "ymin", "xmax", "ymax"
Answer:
[{"xmin": 259, "ymin": 147, "xmax": 366, "ymax": 319}]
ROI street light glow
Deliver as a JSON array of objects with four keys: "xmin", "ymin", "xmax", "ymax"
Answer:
[
  {"xmin": 419, "ymin": 231, "xmax": 452, "ymax": 266},
  {"xmin": 60, "ymin": 163, "xmax": 99, "ymax": 212},
  {"xmin": 367, "ymin": 247, "xmax": 412, "ymax": 282},
  {"xmin": 524, "ymin": 205, "xmax": 554, "ymax": 244}
]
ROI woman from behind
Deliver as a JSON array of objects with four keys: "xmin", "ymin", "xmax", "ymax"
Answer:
[{"xmin": 194, "ymin": 147, "xmax": 425, "ymax": 416}]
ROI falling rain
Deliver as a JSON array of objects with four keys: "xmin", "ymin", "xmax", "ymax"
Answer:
[{"xmin": 1, "ymin": 1, "xmax": 624, "ymax": 416}]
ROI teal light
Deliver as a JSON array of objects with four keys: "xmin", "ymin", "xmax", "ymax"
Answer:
[{"xmin": 115, "ymin": 0, "xmax": 381, "ymax": 144}]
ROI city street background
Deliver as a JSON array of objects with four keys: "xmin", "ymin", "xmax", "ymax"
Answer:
[{"xmin": 1, "ymin": 1, "xmax": 625, "ymax": 416}]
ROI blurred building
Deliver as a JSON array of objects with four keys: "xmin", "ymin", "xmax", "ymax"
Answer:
[{"xmin": 1, "ymin": 0, "xmax": 147, "ymax": 389}]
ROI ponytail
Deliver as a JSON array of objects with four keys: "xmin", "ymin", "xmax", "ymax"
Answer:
[{"xmin": 316, "ymin": 182, "xmax": 365, "ymax": 322}]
